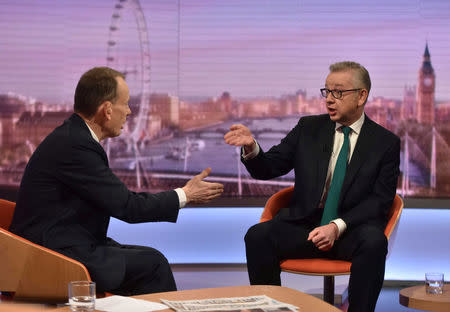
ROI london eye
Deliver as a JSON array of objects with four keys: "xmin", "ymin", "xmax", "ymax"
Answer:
[{"xmin": 106, "ymin": 0, "xmax": 152, "ymax": 189}]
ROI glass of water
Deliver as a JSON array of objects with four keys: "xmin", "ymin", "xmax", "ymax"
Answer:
[
  {"xmin": 425, "ymin": 273, "xmax": 444, "ymax": 294},
  {"xmin": 68, "ymin": 281, "xmax": 96, "ymax": 311}
]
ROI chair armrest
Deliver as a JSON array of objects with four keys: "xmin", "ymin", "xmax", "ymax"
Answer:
[
  {"xmin": 0, "ymin": 228, "xmax": 91, "ymax": 302},
  {"xmin": 260, "ymin": 186, "xmax": 294, "ymax": 222},
  {"xmin": 0, "ymin": 199, "xmax": 15, "ymax": 229}
]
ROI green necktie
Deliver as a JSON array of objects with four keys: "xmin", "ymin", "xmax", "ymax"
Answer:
[{"xmin": 320, "ymin": 126, "xmax": 351, "ymax": 226}]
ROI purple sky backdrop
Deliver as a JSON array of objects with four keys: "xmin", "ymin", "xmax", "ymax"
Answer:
[{"xmin": 1, "ymin": 0, "xmax": 450, "ymax": 105}]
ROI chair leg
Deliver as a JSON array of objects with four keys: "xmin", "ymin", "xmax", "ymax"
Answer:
[{"xmin": 323, "ymin": 276, "xmax": 335, "ymax": 305}]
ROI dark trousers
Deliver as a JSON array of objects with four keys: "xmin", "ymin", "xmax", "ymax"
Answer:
[
  {"xmin": 244, "ymin": 217, "xmax": 387, "ymax": 312},
  {"xmin": 57, "ymin": 241, "xmax": 177, "ymax": 296},
  {"xmin": 108, "ymin": 244, "xmax": 177, "ymax": 296}
]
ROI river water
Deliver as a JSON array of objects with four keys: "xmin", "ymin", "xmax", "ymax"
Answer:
[{"xmin": 109, "ymin": 116, "xmax": 427, "ymax": 186}]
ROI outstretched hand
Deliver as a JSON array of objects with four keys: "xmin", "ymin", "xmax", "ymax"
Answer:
[
  {"xmin": 182, "ymin": 168, "xmax": 224, "ymax": 204},
  {"xmin": 224, "ymin": 124, "xmax": 256, "ymax": 153},
  {"xmin": 307, "ymin": 223, "xmax": 339, "ymax": 251}
]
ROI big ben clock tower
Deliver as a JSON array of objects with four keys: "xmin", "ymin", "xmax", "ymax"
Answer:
[{"xmin": 416, "ymin": 43, "xmax": 435, "ymax": 125}]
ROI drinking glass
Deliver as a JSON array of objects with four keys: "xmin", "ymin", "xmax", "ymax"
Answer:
[
  {"xmin": 425, "ymin": 272, "xmax": 444, "ymax": 294},
  {"xmin": 68, "ymin": 281, "xmax": 96, "ymax": 311}
]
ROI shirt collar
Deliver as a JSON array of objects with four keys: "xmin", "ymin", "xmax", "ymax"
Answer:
[
  {"xmin": 84, "ymin": 121, "xmax": 100, "ymax": 143},
  {"xmin": 334, "ymin": 113, "xmax": 365, "ymax": 135}
]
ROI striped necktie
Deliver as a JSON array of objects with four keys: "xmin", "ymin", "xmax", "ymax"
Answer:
[{"xmin": 320, "ymin": 126, "xmax": 351, "ymax": 225}]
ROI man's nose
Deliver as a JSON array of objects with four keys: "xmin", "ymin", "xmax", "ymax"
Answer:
[{"xmin": 326, "ymin": 92, "xmax": 335, "ymax": 103}]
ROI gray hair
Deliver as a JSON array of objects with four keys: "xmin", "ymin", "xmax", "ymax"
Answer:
[{"xmin": 329, "ymin": 61, "xmax": 371, "ymax": 94}]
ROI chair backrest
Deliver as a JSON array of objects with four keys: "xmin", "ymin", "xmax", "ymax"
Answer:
[
  {"xmin": 260, "ymin": 186, "xmax": 294, "ymax": 222},
  {"xmin": 384, "ymin": 194, "xmax": 403, "ymax": 239},
  {"xmin": 0, "ymin": 198, "xmax": 16, "ymax": 230},
  {"xmin": 260, "ymin": 187, "xmax": 404, "ymax": 241},
  {"xmin": 0, "ymin": 198, "xmax": 92, "ymax": 302}
]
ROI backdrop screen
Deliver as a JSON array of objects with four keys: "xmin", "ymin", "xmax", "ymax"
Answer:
[{"xmin": 1, "ymin": 0, "xmax": 449, "ymax": 200}]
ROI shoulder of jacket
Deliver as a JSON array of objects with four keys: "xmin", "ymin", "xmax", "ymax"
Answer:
[
  {"xmin": 364, "ymin": 116, "xmax": 400, "ymax": 142},
  {"xmin": 298, "ymin": 114, "xmax": 330, "ymax": 129}
]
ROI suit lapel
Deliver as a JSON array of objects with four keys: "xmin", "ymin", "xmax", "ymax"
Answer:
[
  {"xmin": 339, "ymin": 115, "xmax": 375, "ymax": 206},
  {"xmin": 316, "ymin": 119, "xmax": 335, "ymax": 197}
]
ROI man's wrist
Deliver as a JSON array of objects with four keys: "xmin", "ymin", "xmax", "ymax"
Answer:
[
  {"xmin": 242, "ymin": 139, "xmax": 259, "ymax": 160},
  {"xmin": 330, "ymin": 222, "xmax": 339, "ymax": 238},
  {"xmin": 175, "ymin": 188, "xmax": 187, "ymax": 208},
  {"xmin": 330, "ymin": 218, "xmax": 347, "ymax": 238},
  {"xmin": 243, "ymin": 140, "xmax": 256, "ymax": 153}
]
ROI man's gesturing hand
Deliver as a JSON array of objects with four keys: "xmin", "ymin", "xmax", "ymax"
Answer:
[
  {"xmin": 182, "ymin": 168, "xmax": 224, "ymax": 204},
  {"xmin": 224, "ymin": 124, "xmax": 256, "ymax": 153},
  {"xmin": 307, "ymin": 223, "xmax": 339, "ymax": 251}
]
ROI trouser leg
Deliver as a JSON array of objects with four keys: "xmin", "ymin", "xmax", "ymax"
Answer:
[
  {"xmin": 245, "ymin": 221, "xmax": 281, "ymax": 285},
  {"xmin": 333, "ymin": 225, "xmax": 387, "ymax": 312},
  {"xmin": 244, "ymin": 218, "xmax": 322, "ymax": 285},
  {"xmin": 110, "ymin": 245, "xmax": 177, "ymax": 296}
]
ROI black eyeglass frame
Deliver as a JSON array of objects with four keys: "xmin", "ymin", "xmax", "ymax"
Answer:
[{"xmin": 320, "ymin": 88, "xmax": 362, "ymax": 99}]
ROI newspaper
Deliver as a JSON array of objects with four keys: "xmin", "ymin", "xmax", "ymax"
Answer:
[{"xmin": 160, "ymin": 295, "xmax": 299, "ymax": 312}]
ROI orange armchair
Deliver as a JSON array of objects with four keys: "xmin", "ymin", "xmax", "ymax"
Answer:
[
  {"xmin": 0, "ymin": 198, "xmax": 92, "ymax": 302},
  {"xmin": 260, "ymin": 186, "xmax": 404, "ymax": 305}
]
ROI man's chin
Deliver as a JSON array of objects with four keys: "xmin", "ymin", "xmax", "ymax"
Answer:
[
  {"xmin": 108, "ymin": 131, "xmax": 122, "ymax": 139},
  {"xmin": 328, "ymin": 113, "xmax": 340, "ymax": 122}
]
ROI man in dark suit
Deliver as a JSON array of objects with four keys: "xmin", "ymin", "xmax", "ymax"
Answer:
[
  {"xmin": 10, "ymin": 67, "xmax": 224, "ymax": 295},
  {"xmin": 224, "ymin": 61, "xmax": 400, "ymax": 312}
]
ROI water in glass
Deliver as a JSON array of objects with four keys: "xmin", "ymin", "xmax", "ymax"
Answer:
[
  {"xmin": 425, "ymin": 273, "xmax": 444, "ymax": 294},
  {"xmin": 69, "ymin": 295, "xmax": 95, "ymax": 311}
]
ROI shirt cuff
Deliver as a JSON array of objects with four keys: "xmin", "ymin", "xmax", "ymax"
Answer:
[
  {"xmin": 242, "ymin": 139, "xmax": 260, "ymax": 160},
  {"xmin": 174, "ymin": 188, "xmax": 187, "ymax": 208},
  {"xmin": 331, "ymin": 218, "xmax": 347, "ymax": 238}
]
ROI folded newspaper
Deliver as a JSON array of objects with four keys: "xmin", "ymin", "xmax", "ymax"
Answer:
[{"xmin": 161, "ymin": 295, "xmax": 299, "ymax": 312}]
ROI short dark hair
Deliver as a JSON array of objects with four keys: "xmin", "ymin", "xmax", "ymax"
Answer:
[
  {"xmin": 329, "ymin": 61, "xmax": 371, "ymax": 94},
  {"xmin": 74, "ymin": 67, "xmax": 125, "ymax": 117}
]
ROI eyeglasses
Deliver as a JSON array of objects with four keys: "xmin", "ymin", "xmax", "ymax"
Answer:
[{"xmin": 320, "ymin": 88, "xmax": 362, "ymax": 99}]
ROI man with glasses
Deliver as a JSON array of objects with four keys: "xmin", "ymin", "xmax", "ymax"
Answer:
[{"xmin": 224, "ymin": 61, "xmax": 400, "ymax": 312}]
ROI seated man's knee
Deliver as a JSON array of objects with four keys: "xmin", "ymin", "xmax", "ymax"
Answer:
[
  {"xmin": 151, "ymin": 250, "xmax": 171, "ymax": 272},
  {"xmin": 123, "ymin": 248, "xmax": 176, "ymax": 294},
  {"xmin": 245, "ymin": 222, "xmax": 271, "ymax": 246},
  {"xmin": 132, "ymin": 247, "xmax": 172, "ymax": 278}
]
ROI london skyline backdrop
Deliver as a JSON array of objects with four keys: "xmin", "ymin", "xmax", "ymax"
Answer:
[{"xmin": 1, "ymin": 0, "xmax": 450, "ymax": 105}]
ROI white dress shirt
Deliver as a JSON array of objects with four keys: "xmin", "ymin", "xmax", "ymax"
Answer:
[
  {"xmin": 243, "ymin": 113, "xmax": 365, "ymax": 237},
  {"xmin": 320, "ymin": 113, "xmax": 365, "ymax": 236},
  {"xmin": 84, "ymin": 121, "xmax": 187, "ymax": 208}
]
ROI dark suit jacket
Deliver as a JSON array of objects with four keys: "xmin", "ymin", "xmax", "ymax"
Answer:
[
  {"xmin": 10, "ymin": 113, "xmax": 180, "ymax": 289},
  {"xmin": 243, "ymin": 114, "xmax": 400, "ymax": 231}
]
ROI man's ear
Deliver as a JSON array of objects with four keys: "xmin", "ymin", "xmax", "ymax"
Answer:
[
  {"xmin": 358, "ymin": 89, "xmax": 368, "ymax": 107},
  {"xmin": 99, "ymin": 101, "xmax": 113, "ymax": 120}
]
